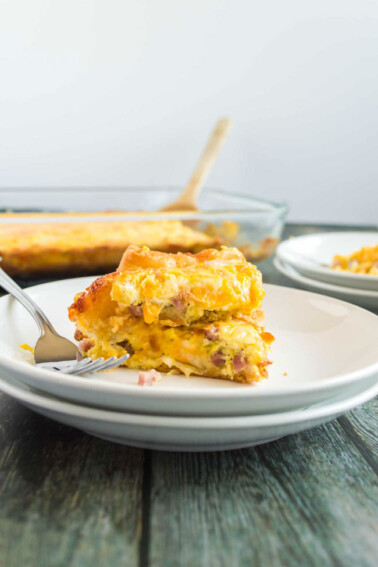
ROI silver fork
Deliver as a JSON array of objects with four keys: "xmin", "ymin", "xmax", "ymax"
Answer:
[{"xmin": 0, "ymin": 264, "xmax": 129, "ymax": 374}]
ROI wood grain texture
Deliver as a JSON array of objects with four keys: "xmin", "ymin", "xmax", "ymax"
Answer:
[
  {"xmin": 0, "ymin": 394, "xmax": 144, "ymax": 567},
  {"xmin": 339, "ymin": 400, "xmax": 378, "ymax": 471},
  {"xmin": 148, "ymin": 401, "xmax": 378, "ymax": 567}
]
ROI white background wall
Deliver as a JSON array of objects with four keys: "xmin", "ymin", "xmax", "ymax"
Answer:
[{"xmin": 0, "ymin": 0, "xmax": 377, "ymax": 224}]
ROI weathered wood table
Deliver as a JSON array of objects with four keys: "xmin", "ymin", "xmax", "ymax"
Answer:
[{"xmin": 0, "ymin": 223, "xmax": 376, "ymax": 567}]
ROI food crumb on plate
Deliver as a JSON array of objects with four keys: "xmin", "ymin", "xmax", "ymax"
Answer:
[
  {"xmin": 283, "ymin": 371, "xmax": 288, "ymax": 376},
  {"xmin": 15, "ymin": 344, "xmax": 34, "ymax": 364},
  {"xmin": 19, "ymin": 343, "xmax": 34, "ymax": 354},
  {"xmin": 138, "ymin": 369, "xmax": 162, "ymax": 386}
]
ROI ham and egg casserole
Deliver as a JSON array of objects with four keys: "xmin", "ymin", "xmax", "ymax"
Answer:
[
  {"xmin": 0, "ymin": 215, "xmax": 219, "ymax": 277},
  {"xmin": 68, "ymin": 245, "xmax": 273, "ymax": 383},
  {"xmin": 331, "ymin": 245, "xmax": 378, "ymax": 275}
]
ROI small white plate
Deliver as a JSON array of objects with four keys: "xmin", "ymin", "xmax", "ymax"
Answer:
[
  {"xmin": 277, "ymin": 232, "xmax": 378, "ymax": 290},
  {"xmin": 274, "ymin": 257, "xmax": 378, "ymax": 311},
  {"xmin": 0, "ymin": 278, "xmax": 377, "ymax": 416},
  {"xmin": 0, "ymin": 373, "xmax": 376, "ymax": 451}
]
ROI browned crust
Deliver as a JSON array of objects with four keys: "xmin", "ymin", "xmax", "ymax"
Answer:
[{"xmin": 68, "ymin": 273, "xmax": 117, "ymax": 318}]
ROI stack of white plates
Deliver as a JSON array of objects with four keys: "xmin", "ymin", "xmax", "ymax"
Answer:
[
  {"xmin": 0, "ymin": 277, "xmax": 377, "ymax": 451},
  {"xmin": 275, "ymin": 231, "xmax": 378, "ymax": 310}
]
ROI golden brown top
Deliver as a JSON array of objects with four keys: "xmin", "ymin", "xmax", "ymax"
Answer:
[{"xmin": 118, "ymin": 243, "xmax": 247, "ymax": 270}]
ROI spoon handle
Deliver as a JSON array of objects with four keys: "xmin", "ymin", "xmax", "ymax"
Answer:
[{"xmin": 182, "ymin": 117, "xmax": 232, "ymax": 206}]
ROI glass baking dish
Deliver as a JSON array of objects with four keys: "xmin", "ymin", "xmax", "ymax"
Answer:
[{"xmin": 0, "ymin": 187, "xmax": 288, "ymax": 277}]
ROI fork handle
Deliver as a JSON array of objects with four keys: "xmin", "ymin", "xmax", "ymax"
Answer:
[{"xmin": 0, "ymin": 265, "xmax": 55, "ymax": 335}]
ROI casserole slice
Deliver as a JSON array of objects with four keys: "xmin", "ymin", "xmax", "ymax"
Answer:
[{"xmin": 68, "ymin": 246, "xmax": 273, "ymax": 383}]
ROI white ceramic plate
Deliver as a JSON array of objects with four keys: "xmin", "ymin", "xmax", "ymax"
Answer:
[
  {"xmin": 0, "ymin": 373, "xmax": 376, "ymax": 452},
  {"xmin": 0, "ymin": 278, "xmax": 378, "ymax": 416},
  {"xmin": 277, "ymin": 232, "xmax": 378, "ymax": 290},
  {"xmin": 274, "ymin": 257, "xmax": 378, "ymax": 311}
]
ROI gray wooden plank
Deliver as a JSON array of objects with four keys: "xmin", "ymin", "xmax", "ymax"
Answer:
[
  {"xmin": 149, "ymin": 401, "xmax": 378, "ymax": 567},
  {"xmin": 0, "ymin": 394, "xmax": 144, "ymax": 567},
  {"xmin": 339, "ymin": 399, "xmax": 378, "ymax": 469}
]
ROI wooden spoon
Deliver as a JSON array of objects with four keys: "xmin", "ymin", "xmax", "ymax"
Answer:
[{"xmin": 161, "ymin": 117, "xmax": 232, "ymax": 212}]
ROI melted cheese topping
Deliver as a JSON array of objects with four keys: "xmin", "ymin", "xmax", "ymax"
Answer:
[
  {"xmin": 111, "ymin": 245, "xmax": 264, "ymax": 324},
  {"xmin": 0, "ymin": 220, "xmax": 215, "ymax": 252}
]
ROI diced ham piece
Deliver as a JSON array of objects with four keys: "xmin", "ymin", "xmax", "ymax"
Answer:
[
  {"xmin": 205, "ymin": 326, "xmax": 218, "ymax": 340},
  {"xmin": 138, "ymin": 369, "xmax": 162, "ymax": 386},
  {"xmin": 78, "ymin": 339, "xmax": 93, "ymax": 354},
  {"xmin": 171, "ymin": 292, "xmax": 187, "ymax": 311},
  {"xmin": 74, "ymin": 328, "xmax": 84, "ymax": 341},
  {"xmin": 128, "ymin": 304, "xmax": 143, "ymax": 317},
  {"xmin": 210, "ymin": 350, "xmax": 226, "ymax": 367},
  {"xmin": 233, "ymin": 353, "xmax": 248, "ymax": 373}
]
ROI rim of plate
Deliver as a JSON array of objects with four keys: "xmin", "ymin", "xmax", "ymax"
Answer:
[
  {"xmin": 0, "ymin": 374, "xmax": 376, "ymax": 428},
  {"xmin": 0, "ymin": 280, "xmax": 378, "ymax": 399},
  {"xmin": 277, "ymin": 232, "xmax": 378, "ymax": 284},
  {"xmin": 274, "ymin": 257, "xmax": 378, "ymax": 298}
]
